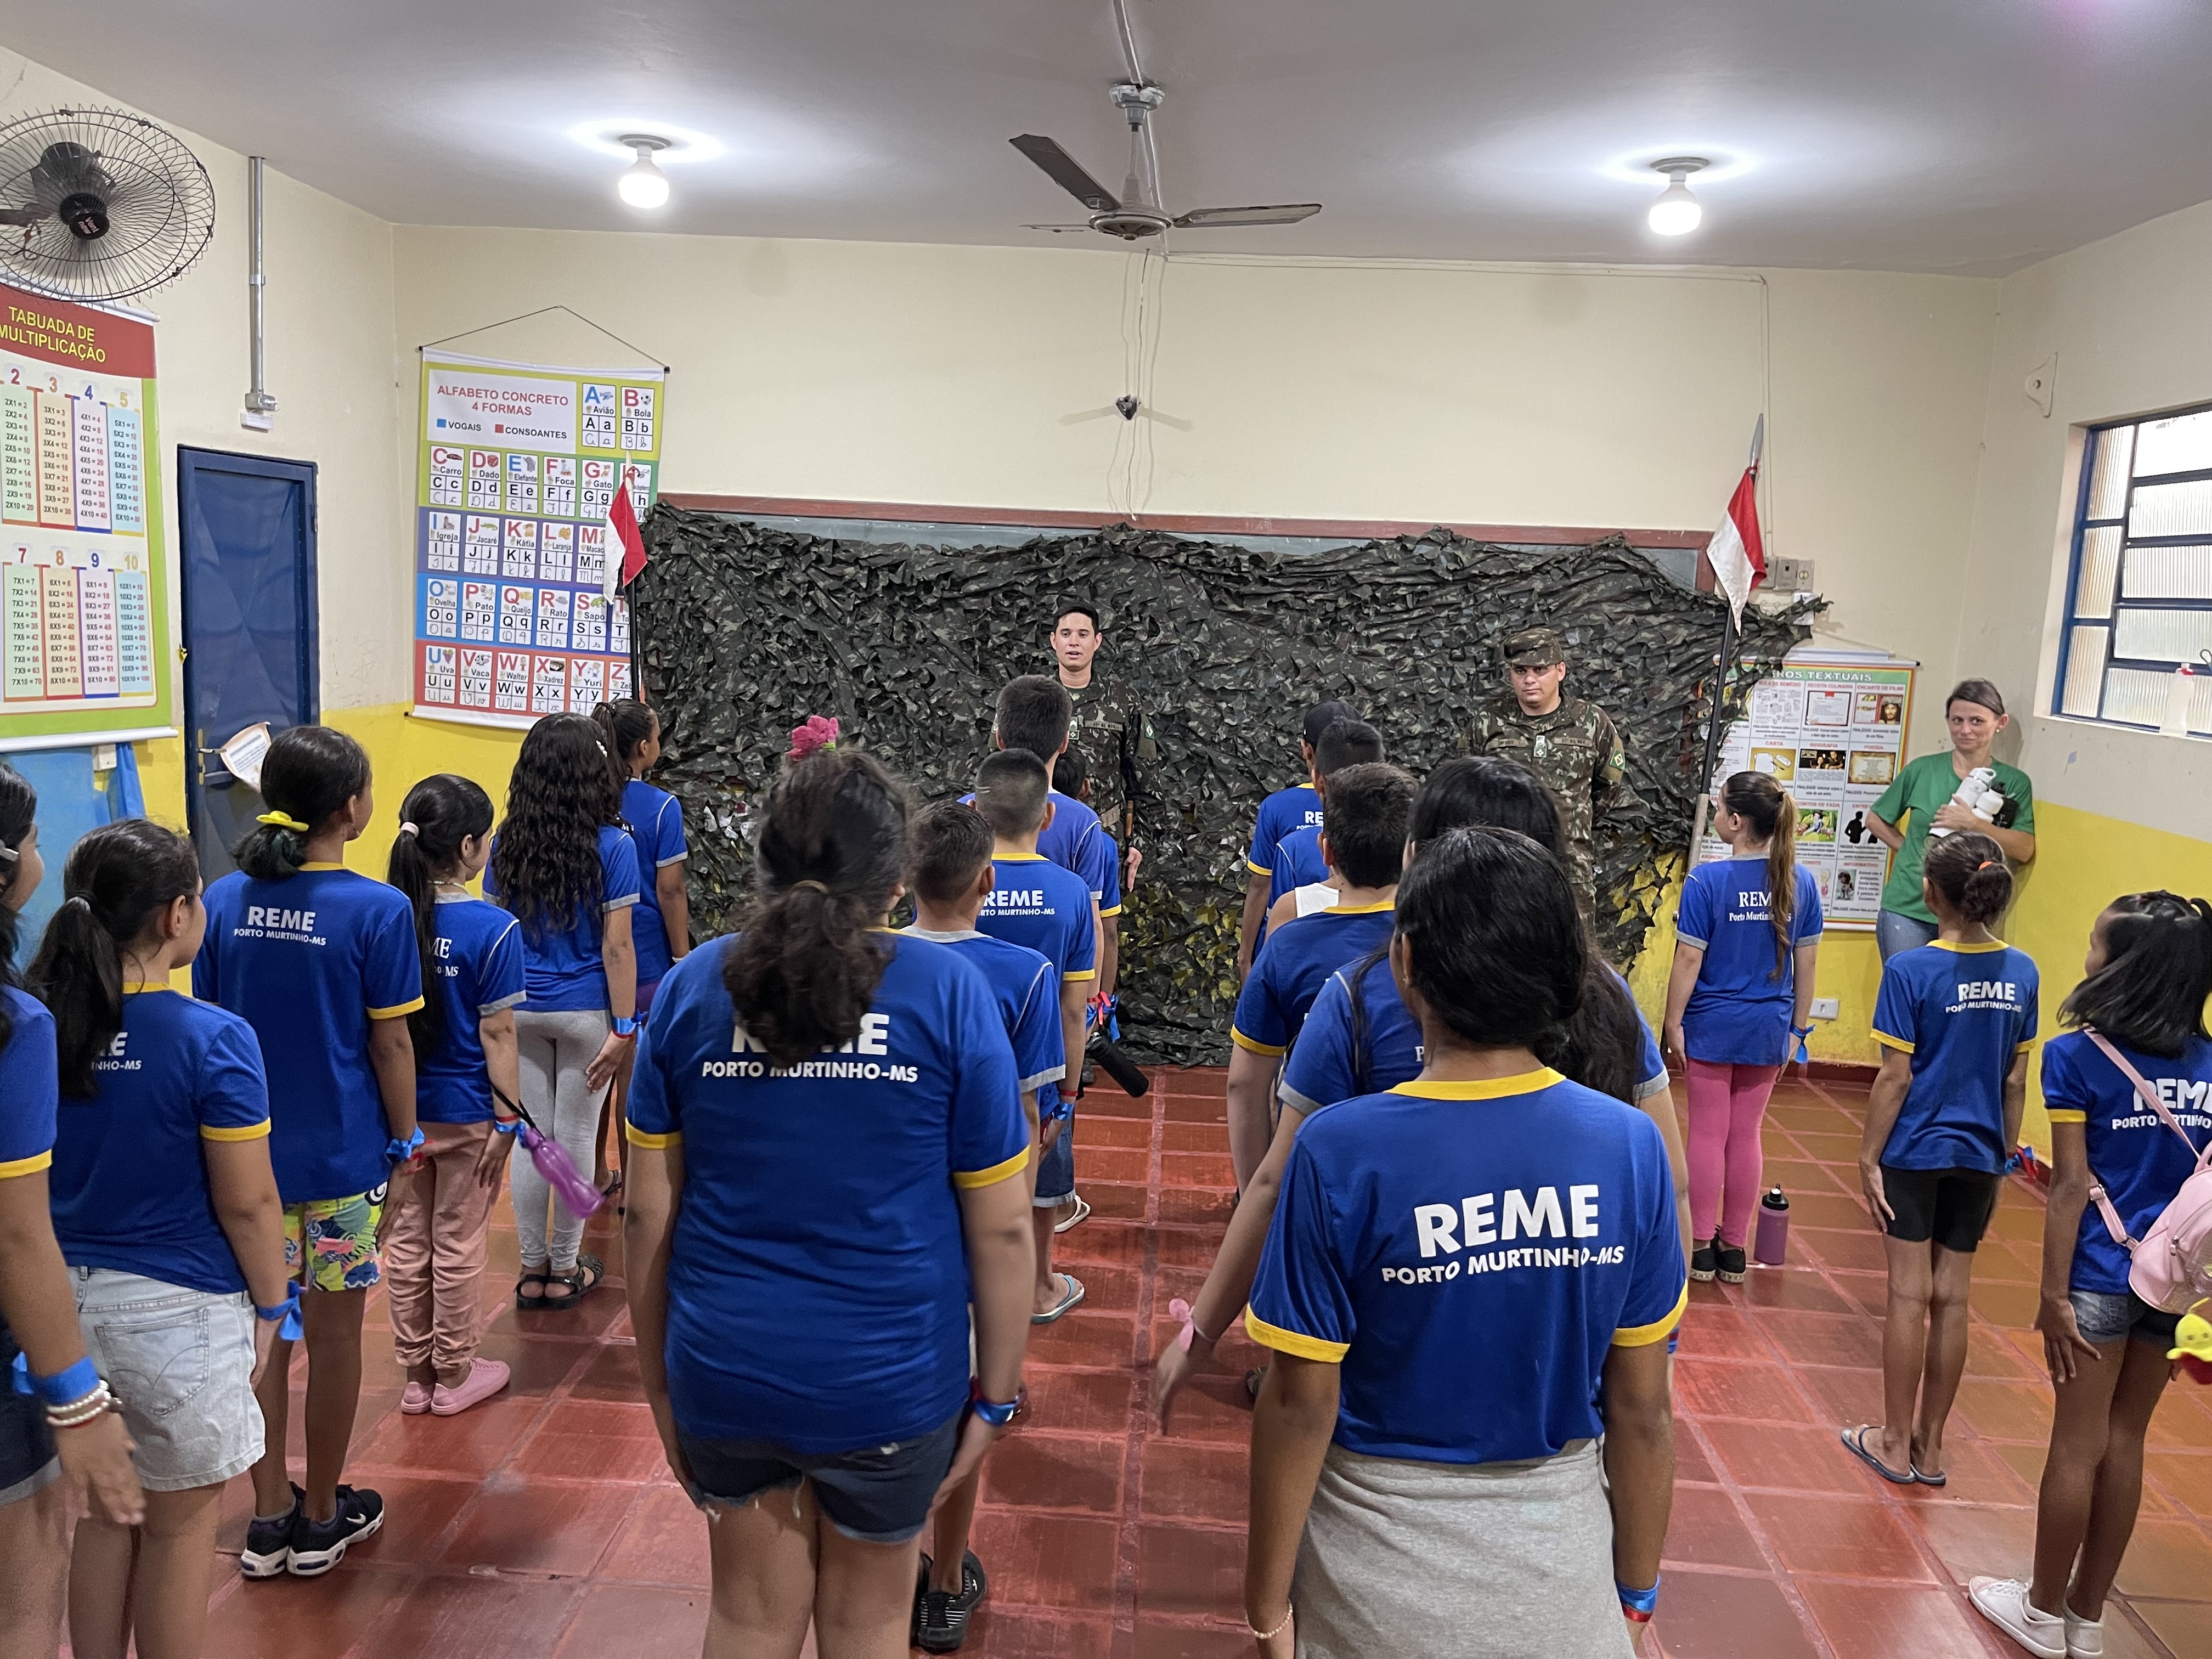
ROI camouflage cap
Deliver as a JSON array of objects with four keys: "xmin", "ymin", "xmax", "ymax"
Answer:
[{"xmin": 1502, "ymin": 625, "xmax": 1567, "ymax": 668}]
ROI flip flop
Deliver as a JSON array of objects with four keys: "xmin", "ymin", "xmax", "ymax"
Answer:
[
  {"xmin": 1911, "ymin": 1461, "xmax": 1948, "ymax": 1488},
  {"xmin": 1032, "ymin": 1272, "xmax": 1086, "ymax": 1324},
  {"xmin": 1841, "ymin": 1424, "xmax": 1918, "ymax": 1485},
  {"xmin": 1053, "ymin": 1197, "xmax": 1091, "ymax": 1235}
]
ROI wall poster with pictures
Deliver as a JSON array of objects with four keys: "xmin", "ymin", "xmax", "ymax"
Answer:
[
  {"xmin": 410, "ymin": 349, "xmax": 663, "ymax": 729},
  {"xmin": 1694, "ymin": 651, "xmax": 1916, "ymax": 930}
]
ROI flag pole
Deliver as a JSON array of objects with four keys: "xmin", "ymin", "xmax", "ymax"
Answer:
[{"xmin": 1688, "ymin": 416, "xmax": 1765, "ymax": 863}]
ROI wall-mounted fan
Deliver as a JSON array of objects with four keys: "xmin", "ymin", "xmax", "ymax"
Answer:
[
  {"xmin": 1013, "ymin": 82, "xmax": 1320, "ymax": 243},
  {"xmin": 0, "ymin": 107, "xmax": 215, "ymax": 302}
]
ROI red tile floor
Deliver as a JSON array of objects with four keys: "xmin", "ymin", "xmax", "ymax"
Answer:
[{"xmin": 168, "ymin": 1067, "xmax": 2212, "ymax": 1658}]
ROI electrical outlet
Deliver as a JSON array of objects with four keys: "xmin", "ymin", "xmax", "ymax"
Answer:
[
  {"xmin": 1769, "ymin": 557, "xmax": 1815, "ymax": 592},
  {"xmin": 1810, "ymin": 997, "xmax": 1839, "ymax": 1020}
]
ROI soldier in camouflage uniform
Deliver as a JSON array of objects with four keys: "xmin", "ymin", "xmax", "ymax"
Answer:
[
  {"xmin": 1469, "ymin": 625, "xmax": 1641, "ymax": 919},
  {"xmin": 1052, "ymin": 603, "xmax": 1157, "ymax": 864}
]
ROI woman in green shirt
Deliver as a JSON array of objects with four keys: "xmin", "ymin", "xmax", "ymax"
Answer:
[{"xmin": 1866, "ymin": 679, "xmax": 2037, "ymax": 960}]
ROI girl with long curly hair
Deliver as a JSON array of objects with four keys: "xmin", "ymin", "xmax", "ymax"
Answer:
[{"xmin": 485, "ymin": 714, "xmax": 639, "ymax": 1309}]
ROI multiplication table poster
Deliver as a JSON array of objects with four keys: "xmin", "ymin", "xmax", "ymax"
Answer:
[
  {"xmin": 0, "ymin": 284, "xmax": 170, "ymax": 747},
  {"xmin": 411, "ymin": 350, "xmax": 663, "ymax": 729},
  {"xmin": 1692, "ymin": 653, "xmax": 1917, "ymax": 930}
]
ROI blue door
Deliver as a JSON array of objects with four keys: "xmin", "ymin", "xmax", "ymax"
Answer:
[{"xmin": 178, "ymin": 449, "xmax": 318, "ymax": 881}]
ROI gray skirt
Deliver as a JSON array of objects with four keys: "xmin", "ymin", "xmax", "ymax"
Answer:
[{"xmin": 1293, "ymin": 1438, "xmax": 1634, "ymax": 1659}]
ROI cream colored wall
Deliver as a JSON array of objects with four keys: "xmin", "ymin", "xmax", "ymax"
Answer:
[
  {"xmin": 387, "ymin": 230, "xmax": 1997, "ymax": 719},
  {"xmin": 1959, "ymin": 195, "xmax": 2212, "ymax": 840},
  {"xmin": 0, "ymin": 53, "xmax": 399, "ymax": 824}
]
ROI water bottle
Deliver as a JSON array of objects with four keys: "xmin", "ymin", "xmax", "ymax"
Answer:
[{"xmin": 1754, "ymin": 1187, "xmax": 1790, "ymax": 1266}]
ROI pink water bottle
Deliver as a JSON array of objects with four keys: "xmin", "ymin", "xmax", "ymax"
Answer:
[{"xmin": 1754, "ymin": 1187, "xmax": 1790, "ymax": 1266}]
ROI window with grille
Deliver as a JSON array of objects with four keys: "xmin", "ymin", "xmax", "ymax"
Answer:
[{"xmin": 2056, "ymin": 408, "xmax": 2212, "ymax": 735}]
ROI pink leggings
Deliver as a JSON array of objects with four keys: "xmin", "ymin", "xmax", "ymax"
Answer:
[{"xmin": 1685, "ymin": 1058, "xmax": 1783, "ymax": 1248}]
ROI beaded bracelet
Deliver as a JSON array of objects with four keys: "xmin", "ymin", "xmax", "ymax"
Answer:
[
  {"xmin": 1246, "ymin": 1603, "xmax": 1292, "ymax": 1641},
  {"xmin": 47, "ymin": 1380, "xmax": 120, "ymax": 1430}
]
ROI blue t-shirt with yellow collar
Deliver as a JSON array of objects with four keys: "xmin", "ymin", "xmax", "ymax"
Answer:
[
  {"xmin": 50, "ymin": 985, "xmax": 271, "ymax": 1294},
  {"xmin": 1872, "ymin": 939, "xmax": 2039, "ymax": 1173},
  {"xmin": 0, "ymin": 987, "xmax": 57, "ymax": 1182},
  {"xmin": 1265, "ymin": 824, "xmax": 1332, "ymax": 911},
  {"xmin": 1247, "ymin": 783, "xmax": 1324, "ymax": 877},
  {"xmin": 1248, "ymin": 1066, "xmax": 1687, "ymax": 1464},
  {"xmin": 195, "ymin": 863, "xmax": 424, "ymax": 1204},
  {"xmin": 1233, "ymin": 902, "xmax": 1397, "ymax": 1059},
  {"xmin": 625, "ymin": 933, "xmax": 1028, "ymax": 1452},
  {"xmin": 483, "ymin": 825, "xmax": 642, "ymax": 1013},
  {"xmin": 975, "ymin": 853, "xmax": 1097, "ymax": 987},
  {"xmin": 1037, "ymin": 789, "xmax": 1123, "ymax": 919},
  {"xmin": 903, "ymin": 927, "xmax": 1067, "ymax": 1121},
  {"xmin": 417, "ymin": 894, "xmax": 528, "ymax": 1125},
  {"xmin": 2042, "ymin": 1031, "xmax": 2212, "ymax": 1295},
  {"xmin": 1677, "ymin": 856, "xmax": 1825, "ymax": 1066}
]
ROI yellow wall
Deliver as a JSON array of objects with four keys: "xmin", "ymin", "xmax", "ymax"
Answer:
[{"xmin": 319, "ymin": 707, "xmax": 525, "ymax": 879}]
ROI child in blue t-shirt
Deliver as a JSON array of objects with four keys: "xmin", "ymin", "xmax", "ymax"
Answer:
[
  {"xmin": 383, "ymin": 775, "xmax": 526, "ymax": 1419},
  {"xmin": 970, "ymin": 749, "xmax": 1094, "ymax": 1325},
  {"xmin": 30, "ymin": 819, "xmax": 290, "ymax": 1654},
  {"xmin": 1242, "ymin": 826, "xmax": 1683, "ymax": 1655},
  {"xmin": 1259, "ymin": 719, "xmax": 1388, "ymax": 931},
  {"xmin": 1230, "ymin": 763, "xmax": 1412, "ymax": 1188},
  {"xmin": 483, "ymin": 714, "xmax": 639, "ymax": 1310},
  {"xmin": 193, "ymin": 724, "xmax": 421, "ymax": 1577},
  {"xmin": 592, "ymin": 699, "xmax": 690, "ymax": 1203},
  {"xmin": 1663, "ymin": 771, "xmax": 1824, "ymax": 1285},
  {"xmin": 0, "ymin": 769, "xmax": 142, "ymax": 1653},
  {"xmin": 1238, "ymin": 699, "xmax": 1357, "ymax": 980},
  {"xmin": 623, "ymin": 744, "xmax": 1032, "ymax": 1652},
  {"xmin": 1968, "ymin": 890, "xmax": 2212, "ymax": 1657},
  {"xmin": 902, "ymin": 798, "xmax": 1068, "ymax": 1647},
  {"xmin": 1844, "ymin": 832, "xmax": 2036, "ymax": 1492}
]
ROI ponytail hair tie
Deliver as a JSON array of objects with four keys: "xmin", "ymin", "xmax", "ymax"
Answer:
[
  {"xmin": 61, "ymin": 894, "xmax": 92, "ymax": 913},
  {"xmin": 0, "ymin": 843, "xmax": 15, "ymax": 865},
  {"xmin": 790, "ymin": 879, "xmax": 830, "ymax": 894},
  {"xmin": 787, "ymin": 715, "xmax": 840, "ymax": 760},
  {"xmin": 1978, "ymin": 860, "xmax": 1997, "ymax": 870},
  {"xmin": 256, "ymin": 811, "xmax": 311, "ymax": 833},
  {"xmin": 399, "ymin": 822, "xmax": 420, "ymax": 838}
]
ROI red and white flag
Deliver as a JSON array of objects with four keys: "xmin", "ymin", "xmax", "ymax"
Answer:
[
  {"xmin": 601, "ymin": 467, "xmax": 648, "ymax": 601},
  {"xmin": 1707, "ymin": 417, "xmax": 1766, "ymax": 623}
]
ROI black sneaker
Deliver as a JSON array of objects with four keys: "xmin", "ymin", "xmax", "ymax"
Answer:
[
  {"xmin": 1717, "ymin": 1242, "xmax": 1748, "ymax": 1285},
  {"xmin": 916, "ymin": 1551, "xmax": 988, "ymax": 1653},
  {"xmin": 1689, "ymin": 1238, "xmax": 1718, "ymax": 1282},
  {"xmin": 285, "ymin": 1485, "xmax": 384, "ymax": 1577},
  {"xmin": 240, "ymin": 1483, "xmax": 302, "ymax": 1579}
]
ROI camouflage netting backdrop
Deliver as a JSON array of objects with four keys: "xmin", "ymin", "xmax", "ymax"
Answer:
[{"xmin": 632, "ymin": 509, "xmax": 1824, "ymax": 1065}]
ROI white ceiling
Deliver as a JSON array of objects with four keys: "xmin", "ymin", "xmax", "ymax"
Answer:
[{"xmin": 8, "ymin": 0, "xmax": 2212, "ymax": 275}]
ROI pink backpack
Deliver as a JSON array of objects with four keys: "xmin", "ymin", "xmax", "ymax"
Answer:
[{"xmin": 2084, "ymin": 1030, "xmax": 2212, "ymax": 1314}]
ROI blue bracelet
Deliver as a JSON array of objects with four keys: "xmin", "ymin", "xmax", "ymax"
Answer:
[
  {"xmin": 385, "ymin": 1126, "xmax": 426, "ymax": 1165},
  {"xmin": 1617, "ymin": 1575, "xmax": 1660, "ymax": 1618},
  {"xmin": 9, "ymin": 1352, "xmax": 100, "ymax": 1407},
  {"xmin": 255, "ymin": 1282, "xmax": 305, "ymax": 1340},
  {"xmin": 492, "ymin": 1117, "xmax": 522, "ymax": 1137}
]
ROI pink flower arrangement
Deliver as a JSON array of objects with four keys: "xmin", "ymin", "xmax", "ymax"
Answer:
[{"xmin": 787, "ymin": 714, "xmax": 840, "ymax": 760}]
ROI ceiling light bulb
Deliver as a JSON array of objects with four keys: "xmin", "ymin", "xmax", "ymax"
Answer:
[
  {"xmin": 617, "ymin": 137, "xmax": 671, "ymax": 209},
  {"xmin": 1646, "ymin": 157, "xmax": 1709, "ymax": 237}
]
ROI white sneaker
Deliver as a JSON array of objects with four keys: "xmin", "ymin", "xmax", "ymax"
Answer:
[
  {"xmin": 1968, "ymin": 1578, "xmax": 2068, "ymax": 1658},
  {"xmin": 2066, "ymin": 1606, "xmax": 2103, "ymax": 1659}
]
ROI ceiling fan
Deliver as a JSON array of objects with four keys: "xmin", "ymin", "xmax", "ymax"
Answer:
[{"xmin": 1012, "ymin": 82, "xmax": 1321, "ymax": 242}]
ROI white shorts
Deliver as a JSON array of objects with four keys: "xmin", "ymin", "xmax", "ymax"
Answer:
[{"xmin": 72, "ymin": 1268, "xmax": 264, "ymax": 1492}]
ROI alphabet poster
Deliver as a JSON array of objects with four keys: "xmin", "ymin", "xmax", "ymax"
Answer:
[
  {"xmin": 0, "ymin": 285, "xmax": 168, "ymax": 748},
  {"xmin": 411, "ymin": 350, "xmax": 663, "ymax": 729},
  {"xmin": 1694, "ymin": 653, "xmax": 1917, "ymax": 930}
]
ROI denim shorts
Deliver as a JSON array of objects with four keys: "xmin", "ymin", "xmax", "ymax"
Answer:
[
  {"xmin": 1034, "ymin": 1116, "xmax": 1075, "ymax": 1206},
  {"xmin": 0, "ymin": 1317, "xmax": 58, "ymax": 1506},
  {"xmin": 676, "ymin": 1410, "xmax": 962, "ymax": 1544},
  {"xmin": 74, "ymin": 1268, "xmax": 264, "ymax": 1491},
  {"xmin": 2070, "ymin": 1288, "xmax": 2182, "ymax": 1348}
]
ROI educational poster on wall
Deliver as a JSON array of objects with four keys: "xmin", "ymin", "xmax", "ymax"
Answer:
[
  {"xmin": 410, "ymin": 350, "xmax": 663, "ymax": 729},
  {"xmin": 0, "ymin": 285, "xmax": 170, "ymax": 749},
  {"xmin": 1695, "ymin": 652, "xmax": 1917, "ymax": 930}
]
